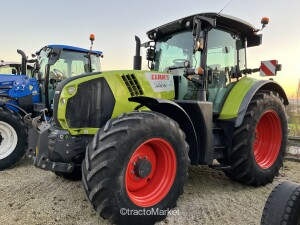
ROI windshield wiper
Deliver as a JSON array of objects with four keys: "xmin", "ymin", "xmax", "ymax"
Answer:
[{"xmin": 165, "ymin": 65, "xmax": 185, "ymax": 71}]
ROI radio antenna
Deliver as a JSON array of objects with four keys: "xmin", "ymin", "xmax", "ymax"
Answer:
[{"xmin": 217, "ymin": 0, "xmax": 234, "ymax": 15}]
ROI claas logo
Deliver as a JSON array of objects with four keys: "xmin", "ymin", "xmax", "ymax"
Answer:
[{"xmin": 151, "ymin": 74, "xmax": 170, "ymax": 80}]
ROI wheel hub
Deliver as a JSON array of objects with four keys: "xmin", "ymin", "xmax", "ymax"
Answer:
[
  {"xmin": 134, "ymin": 158, "xmax": 152, "ymax": 178},
  {"xmin": 253, "ymin": 110, "xmax": 282, "ymax": 169},
  {"xmin": 126, "ymin": 138, "xmax": 177, "ymax": 207},
  {"xmin": 0, "ymin": 121, "xmax": 18, "ymax": 159}
]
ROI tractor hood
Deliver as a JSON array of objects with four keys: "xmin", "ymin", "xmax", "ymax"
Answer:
[
  {"xmin": 0, "ymin": 74, "xmax": 40, "ymax": 107},
  {"xmin": 53, "ymin": 70, "xmax": 175, "ymax": 135}
]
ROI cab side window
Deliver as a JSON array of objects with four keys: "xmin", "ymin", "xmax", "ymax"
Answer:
[{"xmin": 206, "ymin": 28, "xmax": 246, "ymax": 112}]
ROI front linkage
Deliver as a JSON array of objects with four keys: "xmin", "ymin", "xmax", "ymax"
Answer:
[{"xmin": 27, "ymin": 116, "xmax": 92, "ymax": 176}]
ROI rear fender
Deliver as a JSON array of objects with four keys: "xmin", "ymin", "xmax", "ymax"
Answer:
[
  {"xmin": 235, "ymin": 80, "xmax": 288, "ymax": 127},
  {"xmin": 219, "ymin": 77, "xmax": 288, "ymax": 127}
]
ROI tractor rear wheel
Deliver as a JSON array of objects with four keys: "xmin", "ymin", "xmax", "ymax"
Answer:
[
  {"xmin": 226, "ymin": 91, "xmax": 287, "ymax": 186},
  {"xmin": 0, "ymin": 107, "xmax": 27, "ymax": 170},
  {"xmin": 261, "ymin": 182, "xmax": 300, "ymax": 225},
  {"xmin": 82, "ymin": 111, "xmax": 189, "ymax": 225}
]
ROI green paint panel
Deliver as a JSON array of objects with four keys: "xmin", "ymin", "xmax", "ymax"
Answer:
[
  {"xmin": 219, "ymin": 76, "xmax": 258, "ymax": 120},
  {"xmin": 56, "ymin": 70, "xmax": 175, "ymax": 135}
]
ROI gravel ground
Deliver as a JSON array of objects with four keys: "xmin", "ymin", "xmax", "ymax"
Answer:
[{"xmin": 0, "ymin": 155, "xmax": 300, "ymax": 225}]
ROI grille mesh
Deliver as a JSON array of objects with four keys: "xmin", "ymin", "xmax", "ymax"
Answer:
[{"xmin": 121, "ymin": 74, "xmax": 143, "ymax": 97}]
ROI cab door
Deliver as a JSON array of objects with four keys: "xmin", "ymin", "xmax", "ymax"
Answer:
[{"xmin": 206, "ymin": 28, "xmax": 246, "ymax": 113}]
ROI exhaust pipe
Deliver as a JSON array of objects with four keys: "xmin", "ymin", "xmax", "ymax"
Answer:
[
  {"xmin": 17, "ymin": 49, "xmax": 27, "ymax": 75},
  {"xmin": 133, "ymin": 36, "xmax": 142, "ymax": 70}
]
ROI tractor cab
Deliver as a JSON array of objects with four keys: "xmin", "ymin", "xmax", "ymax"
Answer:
[
  {"xmin": 35, "ymin": 45, "xmax": 103, "ymax": 111},
  {"xmin": 0, "ymin": 61, "xmax": 33, "ymax": 75},
  {"xmin": 138, "ymin": 12, "xmax": 265, "ymax": 113}
]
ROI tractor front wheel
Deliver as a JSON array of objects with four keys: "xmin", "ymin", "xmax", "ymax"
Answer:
[
  {"xmin": 226, "ymin": 91, "xmax": 288, "ymax": 186},
  {"xmin": 82, "ymin": 111, "xmax": 189, "ymax": 225},
  {"xmin": 0, "ymin": 107, "xmax": 27, "ymax": 170}
]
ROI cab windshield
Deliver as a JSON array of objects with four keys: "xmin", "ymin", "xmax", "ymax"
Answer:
[
  {"xmin": 38, "ymin": 48, "xmax": 102, "ymax": 107},
  {"xmin": 152, "ymin": 31, "xmax": 201, "ymax": 100},
  {"xmin": 153, "ymin": 31, "xmax": 201, "ymax": 72},
  {"xmin": 38, "ymin": 48, "xmax": 101, "ymax": 80}
]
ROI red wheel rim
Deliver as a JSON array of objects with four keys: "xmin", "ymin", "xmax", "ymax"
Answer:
[
  {"xmin": 253, "ymin": 110, "xmax": 282, "ymax": 169},
  {"xmin": 125, "ymin": 138, "xmax": 177, "ymax": 207}
]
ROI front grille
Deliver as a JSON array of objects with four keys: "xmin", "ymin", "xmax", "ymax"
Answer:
[
  {"xmin": 121, "ymin": 74, "xmax": 143, "ymax": 97},
  {"xmin": 66, "ymin": 78, "xmax": 102, "ymax": 128},
  {"xmin": 65, "ymin": 78, "xmax": 115, "ymax": 128}
]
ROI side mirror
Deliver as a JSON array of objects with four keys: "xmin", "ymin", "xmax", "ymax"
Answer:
[
  {"xmin": 193, "ymin": 16, "xmax": 204, "ymax": 53},
  {"xmin": 48, "ymin": 48, "xmax": 61, "ymax": 65},
  {"xmin": 207, "ymin": 69, "xmax": 213, "ymax": 84},
  {"xmin": 194, "ymin": 38, "xmax": 204, "ymax": 53},
  {"xmin": 146, "ymin": 48, "xmax": 155, "ymax": 61}
]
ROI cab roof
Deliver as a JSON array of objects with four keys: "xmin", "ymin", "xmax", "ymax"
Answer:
[
  {"xmin": 147, "ymin": 12, "xmax": 262, "ymax": 47},
  {"xmin": 41, "ymin": 45, "xmax": 103, "ymax": 55}
]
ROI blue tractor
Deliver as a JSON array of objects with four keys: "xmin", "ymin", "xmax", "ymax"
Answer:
[{"xmin": 0, "ymin": 41, "xmax": 103, "ymax": 170}]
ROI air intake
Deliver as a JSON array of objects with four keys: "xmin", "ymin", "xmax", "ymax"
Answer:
[{"xmin": 121, "ymin": 74, "xmax": 143, "ymax": 97}]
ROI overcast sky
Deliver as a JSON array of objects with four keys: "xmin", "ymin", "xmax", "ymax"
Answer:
[{"xmin": 0, "ymin": 0, "xmax": 299, "ymax": 96}]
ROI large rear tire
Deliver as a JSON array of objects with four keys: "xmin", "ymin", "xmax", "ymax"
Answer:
[
  {"xmin": 226, "ymin": 91, "xmax": 288, "ymax": 186},
  {"xmin": 0, "ymin": 107, "xmax": 27, "ymax": 170},
  {"xmin": 82, "ymin": 111, "xmax": 189, "ymax": 225},
  {"xmin": 261, "ymin": 182, "xmax": 300, "ymax": 225}
]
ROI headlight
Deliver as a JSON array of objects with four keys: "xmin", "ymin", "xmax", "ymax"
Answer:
[
  {"xmin": 61, "ymin": 98, "xmax": 66, "ymax": 106},
  {"xmin": 67, "ymin": 86, "xmax": 76, "ymax": 95}
]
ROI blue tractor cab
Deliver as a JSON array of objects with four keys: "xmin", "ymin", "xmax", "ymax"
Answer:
[
  {"xmin": 0, "ymin": 40, "xmax": 103, "ymax": 170},
  {"xmin": 35, "ymin": 44, "xmax": 103, "ymax": 112},
  {"xmin": 0, "ymin": 61, "xmax": 33, "ymax": 75}
]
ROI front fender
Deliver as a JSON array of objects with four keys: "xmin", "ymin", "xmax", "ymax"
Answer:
[
  {"xmin": 0, "ymin": 101, "xmax": 28, "ymax": 115},
  {"xmin": 129, "ymin": 96, "xmax": 200, "ymax": 165}
]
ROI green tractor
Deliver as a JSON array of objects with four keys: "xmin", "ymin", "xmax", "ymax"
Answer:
[{"xmin": 28, "ymin": 13, "xmax": 288, "ymax": 225}]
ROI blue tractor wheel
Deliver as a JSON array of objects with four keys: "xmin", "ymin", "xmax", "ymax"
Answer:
[{"xmin": 0, "ymin": 107, "xmax": 27, "ymax": 170}]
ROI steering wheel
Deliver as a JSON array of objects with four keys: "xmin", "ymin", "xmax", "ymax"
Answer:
[
  {"xmin": 51, "ymin": 69, "xmax": 66, "ymax": 81},
  {"xmin": 207, "ymin": 64, "xmax": 221, "ymax": 71},
  {"xmin": 173, "ymin": 59, "xmax": 187, "ymax": 65}
]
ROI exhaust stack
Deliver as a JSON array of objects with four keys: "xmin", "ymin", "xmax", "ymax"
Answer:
[
  {"xmin": 133, "ymin": 36, "xmax": 142, "ymax": 70},
  {"xmin": 17, "ymin": 49, "xmax": 27, "ymax": 75}
]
